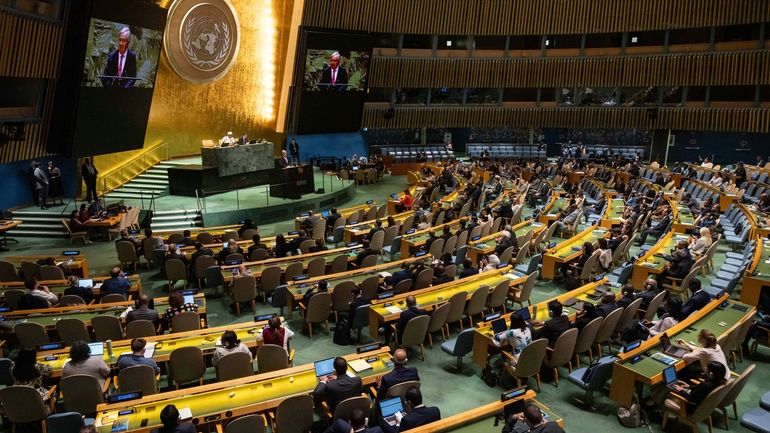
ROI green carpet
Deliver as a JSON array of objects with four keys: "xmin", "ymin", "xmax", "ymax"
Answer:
[{"xmin": 3, "ymin": 174, "xmax": 769, "ymax": 433}]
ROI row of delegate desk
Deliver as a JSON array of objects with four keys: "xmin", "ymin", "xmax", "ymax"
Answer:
[
  {"xmin": 93, "ymin": 345, "xmax": 563, "ymax": 433},
  {"xmin": 0, "ymin": 274, "xmax": 142, "ymax": 304},
  {"xmin": 0, "ymin": 292, "xmax": 203, "ymax": 342},
  {"xmin": 2, "ymin": 253, "xmax": 91, "ymax": 278}
]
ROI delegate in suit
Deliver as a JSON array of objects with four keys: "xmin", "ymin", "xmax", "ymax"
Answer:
[
  {"xmin": 319, "ymin": 51, "xmax": 349, "ymax": 91},
  {"xmin": 102, "ymin": 27, "xmax": 137, "ymax": 88},
  {"xmin": 313, "ymin": 357, "xmax": 363, "ymax": 411}
]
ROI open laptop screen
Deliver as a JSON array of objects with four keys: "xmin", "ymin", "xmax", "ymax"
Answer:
[
  {"xmin": 314, "ymin": 358, "xmax": 335, "ymax": 378},
  {"xmin": 78, "ymin": 278, "xmax": 93, "ymax": 288},
  {"xmin": 379, "ymin": 397, "xmax": 404, "ymax": 418},
  {"xmin": 88, "ymin": 342, "xmax": 104, "ymax": 356},
  {"xmin": 663, "ymin": 366, "xmax": 677, "ymax": 385},
  {"xmin": 516, "ymin": 307, "xmax": 531, "ymax": 322}
]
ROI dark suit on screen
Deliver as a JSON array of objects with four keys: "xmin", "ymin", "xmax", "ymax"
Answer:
[
  {"xmin": 102, "ymin": 49, "xmax": 137, "ymax": 88},
  {"xmin": 319, "ymin": 66, "xmax": 349, "ymax": 91}
]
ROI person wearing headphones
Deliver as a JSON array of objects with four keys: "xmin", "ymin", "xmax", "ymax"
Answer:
[{"xmin": 376, "ymin": 348, "xmax": 420, "ymax": 400}]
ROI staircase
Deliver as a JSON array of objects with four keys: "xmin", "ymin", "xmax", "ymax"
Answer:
[
  {"xmin": 150, "ymin": 209, "xmax": 203, "ymax": 231},
  {"xmin": 104, "ymin": 160, "xmax": 190, "ymax": 201},
  {"xmin": 6, "ymin": 209, "xmax": 67, "ymax": 238}
]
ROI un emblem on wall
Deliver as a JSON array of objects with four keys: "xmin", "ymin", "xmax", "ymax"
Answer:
[{"xmin": 164, "ymin": 0, "xmax": 240, "ymax": 83}]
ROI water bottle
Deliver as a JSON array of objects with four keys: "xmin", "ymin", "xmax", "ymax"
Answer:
[{"xmin": 106, "ymin": 340, "xmax": 113, "ymax": 357}]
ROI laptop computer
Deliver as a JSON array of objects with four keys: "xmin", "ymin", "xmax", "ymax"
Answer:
[
  {"xmin": 379, "ymin": 397, "xmax": 405, "ymax": 427},
  {"xmin": 491, "ymin": 318, "xmax": 507, "ymax": 334},
  {"xmin": 183, "ymin": 294, "xmax": 195, "ymax": 305},
  {"xmin": 314, "ymin": 358, "xmax": 335, "ymax": 380},
  {"xmin": 88, "ymin": 342, "xmax": 104, "ymax": 357},
  {"xmin": 516, "ymin": 307, "xmax": 531, "ymax": 323},
  {"xmin": 659, "ymin": 333, "xmax": 688, "ymax": 358},
  {"xmin": 663, "ymin": 366, "xmax": 690, "ymax": 395},
  {"xmin": 622, "ymin": 340, "xmax": 642, "ymax": 353},
  {"xmin": 78, "ymin": 278, "xmax": 93, "ymax": 288}
]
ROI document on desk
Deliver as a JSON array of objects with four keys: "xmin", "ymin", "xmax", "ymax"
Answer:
[
  {"xmin": 178, "ymin": 407, "xmax": 193, "ymax": 421},
  {"xmin": 385, "ymin": 306, "xmax": 402, "ymax": 314},
  {"xmin": 120, "ymin": 307, "xmax": 133, "ymax": 318},
  {"xmin": 348, "ymin": 358, "xmax": 373, "ymax": 373},
  {"xmin": 144, "ymin": 342, "xmax": 156, "ymax": 358}
]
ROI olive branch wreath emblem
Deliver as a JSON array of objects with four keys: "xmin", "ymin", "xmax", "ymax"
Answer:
[{"xmin": 182, "ymin": 16, "xmax": 231, "ymax": 69}]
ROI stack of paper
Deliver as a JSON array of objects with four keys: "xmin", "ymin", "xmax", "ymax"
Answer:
[
  {"xmin": 348, "ymin": 358, "xmax": 373, "ymax": 373},
  {"xmin": 385, "ymin": 306, "xmax": 402, "ymax": 314}
]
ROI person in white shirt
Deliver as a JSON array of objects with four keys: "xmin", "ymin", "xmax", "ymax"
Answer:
[
  {"xmin": 700, "ymin": 157, "xmax": 714, "ymax": 169},
  {"xmin": 260, "ymin": 316, "xmax": 295, "ymax": 351},
  {"xmin": 26, "ymin": 279, "xmax": 58, "ymax": 307},
  {"xmin": 595, "ymin": 238, "xmax": 613, "ymax": 272},
  {"xmin": 647, "ymin": 298, "xmax": 685, "ymax": 337},
  {"xmin": 678, "ymin": 329, "xmax": 731, "ymax": 380},
  {"xmin": 481, "ymin": 253, "xmax": 500, "ymax": 272},
  {"xmin": 493, "ymin": 313, "xmax": 532, "ymax": 366},
  {"xmin": 212, "ymin": 330, "xmax": 252, "ymax": 367},
  {"xmin": 219, "ymin": 131, "xmax": 236, "ymax": 147},
  {"xmin": 689, "ymin": 227, "xmax": 713, "ymax": 256}
]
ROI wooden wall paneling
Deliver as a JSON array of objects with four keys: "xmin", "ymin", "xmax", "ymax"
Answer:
[
  {"xmin": 361, "ymin": 105, "xmax": 770, "ymax": 133},
  {"xmin": 369, "ymin": 50, "xmax": 769, "ymax": 89},
  {"xmin": 303, "ymin": 0, "xmax": 769, "ymax": 36},
  {"xmin": 0, "ymin": 5, "xmax": 68, "ymax": 163}
]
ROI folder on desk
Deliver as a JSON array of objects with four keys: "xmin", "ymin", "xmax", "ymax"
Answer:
[
  {"xmin": 348, "ymin": 358, "xmax": 373, "ymax": 373},
  {"xmin": 385, "ymin": 306, "xmax": 402, "ymax": 314}
]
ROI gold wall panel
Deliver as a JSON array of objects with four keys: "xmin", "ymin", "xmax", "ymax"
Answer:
[
  {"xmin": 369, "ymin": 50, "xmax": 770, "ymax": 88},
  {"xmin": 361, "ymin": 105, "xmax": 770, "ymax": 134},
  {"xmin": 95, "ymin": 0, "xmax": 295, "ymax": 174},
  {"xmin": 302, "ymin": 0, "xmax": 770, "ymax": 36}
]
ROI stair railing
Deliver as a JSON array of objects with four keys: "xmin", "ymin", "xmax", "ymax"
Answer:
[{"xmin": 98, "ymin": 142, "xmax": 169, "ymax": 196}]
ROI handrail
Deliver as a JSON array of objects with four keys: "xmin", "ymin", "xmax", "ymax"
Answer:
[{"xmin": 98, "ymin": 142, "xmax": 169, "ymax": 196}]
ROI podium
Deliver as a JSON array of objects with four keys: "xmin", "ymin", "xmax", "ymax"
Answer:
[{"xmin": 270, "ymin": 164, "xmax": 315, "ymax": 199}]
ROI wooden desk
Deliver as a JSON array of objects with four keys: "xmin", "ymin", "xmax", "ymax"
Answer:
[
  {"xmin": 741, "ymin": 236, "xmax": 770, "ymax": 306},
  {"xmin": 285, "ymin": 256, "xmax": 432, "ymax": 311},
  {"xmin": 407, "ymin": 392, "xmax": 563, "ymax": 433},
  {"xmin": 537, "ymin": 196, "xmax": 567, "ymax": 225},
  {"xmin": 295, "ymin": 202, "xmax": 376, "ymax": 230},
  {"xmin": 368, "ymin": 267, "xmax": 525, "ymax": 337},
  {"xmin": 466, "ymin": 219, "xmax": 546, "ymax": 264},
  {"xmin": 388, "ymin": 185, "xmax": 421, "ymax": 215},
  {"xmin": 2, "ymin": 254, "xmax": 90, "ymax": 278},
  {"xmin": 630, "ymin": 231, "xmax": 690, "ymax": 289},
  {"xmin": 600, "ymin": 198, "xmax": 625, "ymax": 228},
  {"xmin": 343, "ymin": 211, "xmax": 414, "ymax": 244},
  {"xmin": 94, "ymin": 348, "xmax": 392, "ymax": 433},
  {"xmin": 0, "ymin": 220, "xmax": 22, "ymax": 251},
  {"xmin": 472, "ymin": 279, "xmax": 619, "ymax": 366},
  {"xmin": 82, "ymin": 213, "xmax": 123, "ymax": 228},
  {"xmin": 37, "ymin": 319, "xmax": 275, "ymax": 378},
  {"xmin": 399, "ymin": 218, "xmax": 468, "ymax": 258},
  {"xmin": 672, "ymin": 203, "xmax": 695, "ymax": 233},
  {"xmin": 0, "ymin": 274, "xmax": 141, "ymax": 301},
  {"xmin": 609, "ymin": 294, "xmax": 754, "ymax": 407},
  {"xmin": 220, "ymin": 246, "xmax": 362, "ymax": 282},
  {"xmin": 0, "ymin": 293, "xmax": 205, "ymax": 334},
  {"xmin": 540, "ymin": 226, "xmax": 610, "ymax": 279},
  {"xmin": 178, "ymin": 233, "xmax": 299, "ymax": 259}
]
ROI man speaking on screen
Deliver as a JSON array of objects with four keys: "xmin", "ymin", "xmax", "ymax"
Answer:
[
  {"xmin": 102, "ymin": 27, "xmax": 137, "ymax": 88},
  {"xmin": 319, "ymin": 52, "xmax": 348, "ymax": 91}
]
